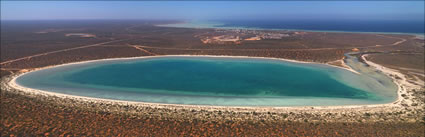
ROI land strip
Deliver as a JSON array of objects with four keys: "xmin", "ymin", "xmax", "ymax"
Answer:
[
  {"xmin": 1, "ymin": 39, "xmax": 126, "ymax": 66},
  {"xmin": 1, "ymin": 22, "xmax": 424, "ymax": 136}
]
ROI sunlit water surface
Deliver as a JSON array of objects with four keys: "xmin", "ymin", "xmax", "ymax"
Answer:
[{"xmin": 15, "ymin": 56, "xmax": 397, "ymax": 106}]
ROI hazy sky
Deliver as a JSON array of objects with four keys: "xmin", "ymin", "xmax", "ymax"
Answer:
[{"xmin": 1, "ymin": 1, "xmax": 424, "ymax": 21}]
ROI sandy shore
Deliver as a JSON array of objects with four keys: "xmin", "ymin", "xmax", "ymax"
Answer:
[
  {"xmin": 2, "ymin": 55, "xmax": 424, "ymax": 122},
  {"xmin": 361, "ymin": 54, "xmax": 420, "ymax": 107}
]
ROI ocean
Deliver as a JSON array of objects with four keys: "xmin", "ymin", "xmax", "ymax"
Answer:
[
  {"xmin": 216, "ymin": 19, "xmax": 424, "ymax": 34},
  {"xmin": 160, "ymin": 19, "xmax": 425, "ymax": 36}
]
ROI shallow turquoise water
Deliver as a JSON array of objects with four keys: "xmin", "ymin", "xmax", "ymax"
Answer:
[
  {"xmin": 15, "ymin": 56, "xmax": 398, "ymax": 106},
  {"xmin": 159, "ymin": 21, "xmax": 425, "ymax": 37}
]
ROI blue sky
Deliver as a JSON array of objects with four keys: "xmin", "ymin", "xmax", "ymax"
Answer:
[{"xmin": 1, "ymin": 1, "xmax": 424, "ymax": 21}]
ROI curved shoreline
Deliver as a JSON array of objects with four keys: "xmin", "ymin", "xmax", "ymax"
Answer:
[
  {"xmin": 3, "ymin": 54, "xmax": 420, "ymax": 113},
  {"xmin": 156, "ymin": 22, "xmax": 425, "ymax": 38}
]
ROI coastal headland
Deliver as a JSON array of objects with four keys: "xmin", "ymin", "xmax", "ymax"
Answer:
[{"xmin": 1, "ymin": 21, "xmax": 424, "ymax": 136}]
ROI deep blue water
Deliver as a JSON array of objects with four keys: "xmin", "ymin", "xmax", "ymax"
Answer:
[{"xmin": 215, "ymin": 20, "xmax": 425, "ymax": 34}]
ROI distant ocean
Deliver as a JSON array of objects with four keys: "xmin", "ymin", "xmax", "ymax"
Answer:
[
  {"xmin": 214, "ymin": 19, "xmax": 425, "ymax": 34},
  {"xmin": 160, "ymin": 19, "xmax": 425, "ymax": 36}
]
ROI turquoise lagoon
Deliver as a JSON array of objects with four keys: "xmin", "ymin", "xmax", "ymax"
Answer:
[{"xmin": 15, "ymin": 56, "xmax": 398, "ymax": 106}]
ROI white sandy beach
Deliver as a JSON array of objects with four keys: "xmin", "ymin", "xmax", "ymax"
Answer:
[{"xmin": 3, "ymin": 54, "xmax": 423, "ymax": 116}]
